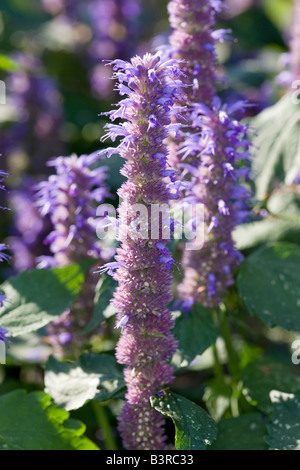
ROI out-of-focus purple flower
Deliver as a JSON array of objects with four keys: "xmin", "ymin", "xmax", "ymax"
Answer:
[
  {"xmin": 87, "ymin": 0, "xmax": 141, "ymax": 61},
  {"xmin": 0, "ymin": 54, "xmax": 64, "ymax": 174},
  {"xmin": 41, "ymin": 0, "xmax": 142, "ymax": 99},
  {"xmin": 35, "ymin": 152, "xmax": 109, "ymax": 267},
  {"xmin": 7, "ymin": 177, "xmax": 52, "ymax": 272},
  {"xmin": 177, "ymin": 103, "xmax": 252, "ymax": 308},
  {"xmin": 101, "ymin": 53, "xmax": 185, "ymax": 450},
  {"xmin": 167, "ymin": 0, "xmax": 253, "ymax": 309},
  {"xmin": 35, "ymin": 152, "xmax": 111, "ymax": 357},
  {"xmin": 87, "ymin": 0, "xmax": 142, "ymax": 98}
]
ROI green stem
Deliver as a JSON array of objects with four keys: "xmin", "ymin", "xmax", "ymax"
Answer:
[
  {"xmin": 92, "ymin": 401, "xmax": 118, "ymax": 450},
  {"xmin": 230, "ymin": 387, "xmax": 240, "ymax": 418},
  {"xmin": 219, "ymin": 306, "xmax": 240, "ymax": 383},
  {"xmin": 212, "ymin": 343, "xmax": 226, "ymax": 385}
]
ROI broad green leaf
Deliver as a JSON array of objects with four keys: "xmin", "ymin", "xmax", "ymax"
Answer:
[
  {"xmin": 233, "ymin": 216, "xmax": 300, "ymax": 251},
  {"xmin": 0, "ymin": 390, "xmax": 99, "ymax": 450},
  {"xmin": 234, "ymin": 186, "xmax": 300, "ymax": 251},
  {"xmin": 173, "ymin": 304, "xmax": 218, "ymax": 364},
  {"xmin": 0, "ymin": 264, "xmax": 87, "ymax": 337},
  {"xmin": 150, "ymin": 392, "xmax": 217, "ymax": 450},
  {"xmin": 267, "ymin": 187, "xmax": 300, "ymax": 217},
  {"xmin": 237, "ymin": 242, "xmax": 300, "ymax": 330},
  {"xmin": 250, "ymin": 94, "xmax": 300, "ymax": 199},
  {"xmin": 242, "ymin": 357, "xmax": 300, "ymax": 414},
  {"xmin": 267, "ymin": 390, "xmax": 300, "ymax": 450},
  {"xmin": 209, "ymin": 413, "xmax": 269, "ymax": 450},
  {"xmin": 81, "ymin": 275, "xmax": 117, "ymax": 334},
  {"xmin": 45, "ymin": 352, "xmax": 125, "ymax": 411}
]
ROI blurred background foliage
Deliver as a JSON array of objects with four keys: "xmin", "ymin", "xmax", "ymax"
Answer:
[
  {"xmin": 0, "ymin": 0, "xmax": 296, "ymax": 270},
  {"xmin": 0, "ymin": 0, "xmax": 300, "ymax": 450}
]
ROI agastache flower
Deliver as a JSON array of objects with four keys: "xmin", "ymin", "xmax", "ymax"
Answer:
[
  {"xmin": 101, "ymin": 53, "xmax": 184, "ymax": 450},
  {"xmin": 165, "ymin": 0, "xmax": 222, "ymax": 170},
  {"xmin": 178, "ymin": 106, "xmax": 252, "ymax": 307},
  {"xmin": 35, "ymin": 152, "xmax": 109, "ymax": 268},
  {"xmin": 167, "ymin": 0, "xmax": 253, "ymax": 309},
  {"xmin": 35, "ymin": 152, "xmax": 110, "ymax": 357}
]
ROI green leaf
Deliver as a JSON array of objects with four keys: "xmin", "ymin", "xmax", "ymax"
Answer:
[
  {"xmin": 45, "ymin": 352, "xmax": 125, "ymax": 411},
  {"xmin": 0, "ymin": 55, "xmax": 20, "ymax": 72},
  {"xmin": 233, "ymin": 217, "xmax": 300, "ymax": 251},
  {"xmin": 250, "ymin": 94, "xmax": 300, "ymax": 199},
  {"xmin": 242, "ymin": 357, "xmax": 300, "ymax": 414},
  {"xmin": 81, "ymin": 275, "xmax": 117, "ymax": 334},
  {"xmin": 0, "ymin": 264, "xmax": 87, "ymax": 337},
  {"xmin": 267, "ymin": 186, "xmax": 300, "ymax": 217},
  {"xmin": 173, "ymin": 304, "xmax": 218, "ymax": 364},
  {"xmin": 266, "ymin": 390, "xmax": 300, "ymax": 450},
  {"xmin": 150, "ymin": 392, "xmax": 217, "ymax": 450},
  {"xmin": 209, "ymin": 413, "xmax": 269, "ymax": 450},
  {"xmin": 203, "ymin": 379, "xmax": 232, "ymax": 422},
  {"xmin": 234, "ymin": 187, "xmax": 300, "ymax": 250},
  {"xmin": 237, "ymin": 242, "xmax": 300, "ymax": 330},
  {"xmin": 0, "ymin": 390, "xmax": 99, "ymax": 450}
]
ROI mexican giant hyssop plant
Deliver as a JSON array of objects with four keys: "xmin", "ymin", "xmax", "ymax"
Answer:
[{"xmin": 0, "ymin": 0, "xmax": 300, "ymax": 452}]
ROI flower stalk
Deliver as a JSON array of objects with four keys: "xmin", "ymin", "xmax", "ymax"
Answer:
[{"xmin": 100, "ymin": 53, "xmax": 185, "ymax": 450}]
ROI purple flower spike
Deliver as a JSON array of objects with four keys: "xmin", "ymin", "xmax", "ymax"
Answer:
[
  {"xmin": 102, "ymin": 53, "xmax": 184, "ymax": 450},
  {"xmin": 35, "ymin": 153, "xmax": 110, "ymax": 358},
  {"xmin": 167, "ymin": 0, "xmax": 253, "ymax": 308},
  {"xmin": 35, "ymin": 153, "xmax": 109, "ymax": 267}
]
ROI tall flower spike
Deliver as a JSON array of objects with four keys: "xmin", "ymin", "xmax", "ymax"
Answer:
[
  {"xmin": 166, "ymin": 0, "xmax": 221, "ymax": 169},
  {"xmin": 35, "ymin": 152, "xmax": 109, "ymax": 268},
  {"xmin": 167, "ymin": 0, "xmax": 253, "ymax": 309},
  {"xmin": 35, "ymin": 152, "xmax": 111, "ymax": 357},
  {"xmin": 101, "ymin": 53, "xmax": 184, "ymax": 450}
]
